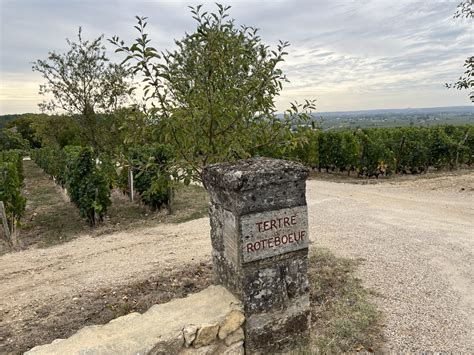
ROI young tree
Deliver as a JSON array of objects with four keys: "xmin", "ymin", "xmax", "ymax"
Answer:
[
  {"xmin": 110, "ymin": 4, "xmax": 315, "ymax": 183},
  {"xmin": 30, "ymin": 114, "xmax": 83, "ymax": 148},
  {"xmin": 33, "ymin": 28, "xmax": 133, "ymax": 150}
]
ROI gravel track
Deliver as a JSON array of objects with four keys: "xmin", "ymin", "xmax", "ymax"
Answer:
[
  {"xmin": 0, "ymin": 172, "xmax": 472, "ymax": 352},
  {"xmin": 308, "ymin": 173, "xmax": 473, "ymax": 353}
]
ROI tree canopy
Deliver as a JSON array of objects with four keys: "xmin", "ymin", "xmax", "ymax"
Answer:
[
  {"xmin": 110, "ymin": 4, "xmax": 315, "ymax": 183},
  {"xmin": 32, "ymin": 28, "xmax": 134, "ymax": 150},
  {"xmin": 0, "ymin": 129, "xmax": 29, "ymax": 151}
]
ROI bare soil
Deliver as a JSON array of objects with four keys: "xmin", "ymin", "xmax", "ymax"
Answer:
[
  {"xmin": 0, "ymin": 168, "xmax": 472, "ymax": 353},
  {"xmin": 0, "ymin": 262, "xmax": 215, "ymax": 354}
]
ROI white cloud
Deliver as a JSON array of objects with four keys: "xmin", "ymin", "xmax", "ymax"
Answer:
[{"xmin": 0, "ymin": 0, "xmax": 472, "ymax": 114}]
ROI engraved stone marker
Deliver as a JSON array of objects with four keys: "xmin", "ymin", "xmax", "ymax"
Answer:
[
  {"xmin": 241, "ymin": 205, "xmax": 308, "ymax": 263},
  {"xmin": 203, "ymin": 157, "xmax": 310, "ymax": 353}
]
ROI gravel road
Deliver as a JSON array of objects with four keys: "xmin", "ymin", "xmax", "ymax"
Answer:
[
  {"xmin": 0, "ymin": 172, "xmax": 472, "ymax": 352},
  {"xmin": 308, "ymin": 173, "xmax": 473, "ymax": 353}
]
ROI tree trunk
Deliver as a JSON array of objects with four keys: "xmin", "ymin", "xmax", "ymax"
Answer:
[{"xmin": 166, "ymin": 186, "xmax": 174, "ymax": 215}]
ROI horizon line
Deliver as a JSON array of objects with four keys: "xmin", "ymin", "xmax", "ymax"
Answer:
[{"xmin": 1, "ymin": 104, "xmax": 473, "ymax": 117}]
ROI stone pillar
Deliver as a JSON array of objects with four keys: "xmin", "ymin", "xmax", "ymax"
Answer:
[{"xmin": 203, "ymin": 157, "xmax": 310, "ymax": 353}]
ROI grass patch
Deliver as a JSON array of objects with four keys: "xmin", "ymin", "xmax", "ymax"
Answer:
[
  {"xmin": 307, "ymin": 248, "xmax": 383, "ymax": 353},
  {"xmin": 94, "ymin": 184, "xmax": 209, "ymax": 235},
  {"xmin": 173, "ymin": 210, "xmax": 208, "ymax": 224},
  {"xmin": 18, "ymin": 160, "xmax": 87, "ymax": 248},
  {"xmin": 164, "ymin": 183, "xmax": 209, "ymax": 223}
]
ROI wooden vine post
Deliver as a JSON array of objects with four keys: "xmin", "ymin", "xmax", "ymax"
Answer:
[
  {"xmin": 128, "ymin": 168, "xmax": 134, "ymax": 202},
  {"xmin": 0, "ymin": 201, "xmax": 12, "ymax": 247}
]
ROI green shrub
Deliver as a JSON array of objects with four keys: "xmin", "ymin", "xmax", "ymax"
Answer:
[
  {"xmin": 0, "ymin": 129, "xmax": 29, "ymax": 151},
  {"xmin": 287, "ymin": 125, "xmax": 473, "ymax": 176},
  {"xmin": 66, "ymin": 147, "xmax": 111, "ymax": 225},
  {"xmin": 0, "ymin": 150, "xmax": 26, "ymax": 234},
  {"xmin": 33, "ymin": 146, "xmax": 111, "ymax": 225},
  {"xmin": 123, "ymin": 144, "xmax": 172, "ymax": 210}
]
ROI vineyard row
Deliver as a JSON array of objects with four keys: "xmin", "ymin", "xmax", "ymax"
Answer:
[{"xmin": 282, "ymin": 125, "xmax": 473, "ymax": 177}]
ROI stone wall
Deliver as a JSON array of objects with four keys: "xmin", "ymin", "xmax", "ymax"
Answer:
[{"xmin": 25, "ymin": 286, "xmax": 245, "ymax": 355}]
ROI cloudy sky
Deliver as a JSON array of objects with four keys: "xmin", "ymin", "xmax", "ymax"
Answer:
[{"xmin": 0, "ymin": 0, "xmax": 472, "ymax": 114}]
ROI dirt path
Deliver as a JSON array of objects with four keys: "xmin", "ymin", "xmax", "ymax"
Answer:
[{"xmin": 1, "ymin": 172, "xmax": 473, "ymax": 353}]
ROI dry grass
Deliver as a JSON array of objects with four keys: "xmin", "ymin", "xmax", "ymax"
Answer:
[
  {"xmin": 17, "ymin": 160, "xmax": 86, "ymax": 249},
  {"xmin": 163, "ymin": 183, "xmax": 209, "ymax": 223},
  {"xmin": 307, "ymin": 248, "xmax": 383, "ymax": 353}
]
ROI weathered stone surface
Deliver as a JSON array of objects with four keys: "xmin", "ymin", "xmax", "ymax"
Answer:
[
  {"xmin": 193, "ymin": 323, "xmax": 219, "ymax": 348},
  {"xmin": 241, "ymin": 205, "xmax": 308, "ymax": 263},
  {"xmin": 245, "ymin": 293, "xmax": 310, "ymax": 328},
  {"xmin": 204, "ymin": 157, "xmax": 310, "ymax": 354},
  {"xmin": 245, "ymin": 295, "xmax": 310, "ymax": 352},
  {"xmin": 180, "ymin": 343, "xmax": 218, "ymax": 355},
  {"xmin": 222, "ymin": 341, "xmax": 244, "ymax": 355},
  {"xmin": 244, "ymin": 251, "xmax": 309, "ymax": 313},
  {"xmin": 183, "ymin": 324, "xmax": 198, "ymax": 347},
  {"xmin": 109, "ymin": 311, "xmax": 141, "ymax": 323},
  {"xmin": 247, "ymin": 310, "xmax": 310, "ymax": 352},
  {"xmin": 223, "ymin": 328, "xmax": 244, "ymax": 346},
  {"xmin": 203, "ymin": 157, "xmax": 309, "ymax": 215},
  {"xmin": 207, "ymin": 180, "xmax": 307, "ymax": 222},
  {"xmin": 212, "ymin": 251, "xmax": 244, "ymax": 299},
  {"xmin": 25, "ymin": 285, "xmax": 243, "ymax": 355},
  {"xmin": 149, "ymin": 331, "xmax": 184, "ymax": 354},
  {"xmin": 209, "ymin": 203, "xmax": 225, "ymax": 253},
  {"xmin": 218, "ymin": 310, "xmax": 245, "ymax": 339},
  {"xmin": 222, "ymin": 209, "xmax": 239, "ymax": 265},
  {"xmin": 203, "ymin": 157, "xmax": 309, "ymax": 193}
]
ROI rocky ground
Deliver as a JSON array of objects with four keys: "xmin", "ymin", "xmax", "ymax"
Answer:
[{"xmin": 0, "ymin": 171, "xmax": 472, "ymax": 353}]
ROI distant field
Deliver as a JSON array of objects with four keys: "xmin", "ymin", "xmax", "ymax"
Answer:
[
  {"xmin": 313, "ymin": 105, "xmax": 473, "ymax": 130},
  {"xmin": 319, "ymin": 113, "xmax": 473, "ymax": 130},
  {"xmin": 2, "ymin": 106, "xmax": 473, "ymax": 130}
]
